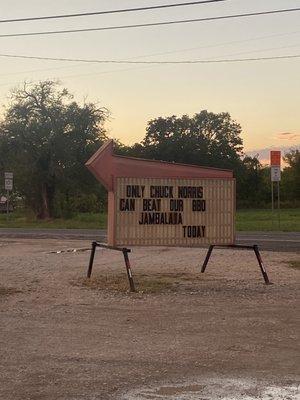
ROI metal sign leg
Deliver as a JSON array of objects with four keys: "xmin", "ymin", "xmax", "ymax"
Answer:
[
  {"xmin": 201, "ymin": 245, "xmax": 214, "ymax": 273},
  {"xmin": 87, "ymin": 241, "xmax": 97, "ymax": 278},
  {"xmin": 122, "ymin": 249, "xmax": 136, "ymax": 292},
  {"xmin": 201, "ymin": 244, "xmax": 271, "ymax": 285},
  {"xmin": 253, "ymin": 245, "xmax": 271, "ymax": 285},
  {"xmin": 86, "ymin": 242, "xmax": 136, "ymax": 292}
]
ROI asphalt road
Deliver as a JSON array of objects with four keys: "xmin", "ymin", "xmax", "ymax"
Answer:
[{"xmin": 0, "ymin": 228, "xmax": 299, "ymax": 252}]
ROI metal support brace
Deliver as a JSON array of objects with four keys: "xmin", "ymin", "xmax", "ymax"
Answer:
[
  {"xmin": 201, "ymin": 244, "xmax": 271, "ymax": 285},
  {"xmin": 201, "ymin": 244, "xmax": 214, "ymax": 273},
  {"xmin": 87, "ymin": 241, "xmax": 97, "ymax": 279},
  {"xmin": 253, "ymin": 245, "xmax": 270, "ymax": 285},
  {"xmin": 122, "ymin": 249, "xmax": 135, "ymax": 292},
  {"xmin": 86, "ymin": 242, "xmax": 136, "ymax": 292}
]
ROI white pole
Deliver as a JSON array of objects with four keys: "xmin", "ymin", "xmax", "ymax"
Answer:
[
  {"xmin": 271, "ymin": 181, "xmax": 274, "ymax": 229},
  {"xmin": 277, "ymin": 181, "xmax": 280, "ymax": 229},
  {"xmin": 6, "ymin": 189, "xmax": 9, "ymax": 220}
]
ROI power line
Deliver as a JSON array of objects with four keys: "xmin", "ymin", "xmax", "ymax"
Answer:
[
  {"xmin": 0, "ymin": 1, "xmax": 227, "ymax": 24},
  {"xmin": 0, "ymin": 53, "xmax": 299, "ymax": 64},
  {"xmin": 0, "ymin": 7, "xmax": 299, "ymax": 38},
  {"xmin": 0, "ymin": 63, "xmax": 83, "ymax": 78},
  {"xmin": 46, "ymin": 53, "xmax": 300, "ymax": 82},
  {"xmin": 1, "ymin": 31, "xmax": 299, "ymax": 78},
  {"xmin": 0, "ymin": 52, "xmax": 299, "ymax": 88},
  {"xmin": 129, "ymin": 30, "xmax": 300, "ymax": 60}
]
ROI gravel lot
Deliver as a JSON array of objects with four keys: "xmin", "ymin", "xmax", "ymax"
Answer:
[{"xmin": 0, "ymin": 238, "xmax": 299, "ymax": 399}]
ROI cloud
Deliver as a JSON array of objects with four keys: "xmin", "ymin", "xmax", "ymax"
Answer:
[
  {"xmin": 245, "ymin": 144, "xmax": 300, "ymax": 165},
  {"xmin": 276, "ymin": 132, "xmax": 300, "ymax": 141}
]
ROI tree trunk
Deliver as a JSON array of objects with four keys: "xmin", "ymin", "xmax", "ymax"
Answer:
[{"xmin": 38, "ymin": 183, "xmax": 51, "ymax": 219}]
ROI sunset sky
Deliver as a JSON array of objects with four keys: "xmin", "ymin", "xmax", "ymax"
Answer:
[{"xmin": 0, "ymin": 0, "xmax": 299, "ymax": 157}]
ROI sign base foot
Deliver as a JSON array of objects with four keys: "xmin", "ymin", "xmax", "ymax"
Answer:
[
  {"xmin": 86, "ymin": 242, "xmax": 136, "ymax": 292},
  {"xmin": 201, "ymin": 244, "xmax": 271, "ymax": 285}
]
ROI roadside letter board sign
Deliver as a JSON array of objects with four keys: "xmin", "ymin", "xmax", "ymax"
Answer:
[{"xmin": 86, "ymin": 140, "xmax": 235, "ymax": 247}]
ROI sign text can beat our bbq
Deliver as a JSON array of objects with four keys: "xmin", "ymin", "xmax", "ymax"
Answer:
[{"xmin": 115, "ymin": 177, "xmax": 235, "ymax": 247}]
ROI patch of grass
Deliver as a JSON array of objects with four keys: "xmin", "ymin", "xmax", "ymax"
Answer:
[
  {"xmin": 72, "ymin": 272, "xmax": 202, "ymax": 294},
  {"xmin": 236, "ymin": 209, "xmax": 300, "ymax": 231},
  {"xmin": 0, "ymin": 286, "xmax": 21, "ymax": 297},
  {"xmin": 1, "ymin": 208, "xmax": 299, "ymax": 231},
  {"xmin": 0, "ymin": 211, "xmax": 107, "ymax": 229},
  {"xmin": 136, "ymin": 274, "xmax": 176, "ymax": 293},
  {"xmin": 286, "ymin": 260, "xmax": 300, "ymax": 270},
  {"xmin": 74, "ymin": 275, "xmax": 130, "ymax": 293}
]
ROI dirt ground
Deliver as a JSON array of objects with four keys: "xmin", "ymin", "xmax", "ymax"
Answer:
[{"xmin": 0, "ymin": 238, "xmax": 299, "ymax": 400}]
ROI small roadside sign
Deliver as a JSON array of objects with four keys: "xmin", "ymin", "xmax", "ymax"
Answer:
[
  {"xmin": 4, "ymin": 172, "xmax": 13, "ymax": 179},
  {"xmin": 270, "ymin": 151, "xmax": 281, "ymax": 166},
  {"xmin": 4, "ymin": 172, "xmax": 13, "ymax": 218},
  {"xmin": 270, "ymin": 151, "xmax": 281, "ymax": 229},
  {"xmin": 271, "ymin": 166, "xmax": 281, "ymax": 182},
  {"xmin": 4, "ymin": 172, "xmax": 13, "ymax": 191},
  {"xmin": 5, "ymin": 179, "xmax": 13, "ymax": 190}
]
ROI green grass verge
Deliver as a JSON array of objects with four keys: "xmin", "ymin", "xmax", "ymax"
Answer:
[
  {"xmin": 236, "ymin": 208, "xmax": 300, "ymax": 232},
  {"xmin": 0, "ymin": 208, "xmax": 299, "ymax": 231},
  {"xmin": 0, "ymin": 211, "xmax": 107, "ymax": 229},
  {"xmin": 286, "ymin": 260, "xmax": 300, "ymax": 269}
]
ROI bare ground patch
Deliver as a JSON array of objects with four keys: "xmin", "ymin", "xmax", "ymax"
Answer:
[
  {"xmin": 71, "ymin": 272, "xmax": 207, "ymax": 294},
  {"xmin": 0, "ymin": 285, "xmax": 21, "ymax": 297},
  {"xmin": 0, "ymin": 238, "xmax": 299, "ymax": 400}
]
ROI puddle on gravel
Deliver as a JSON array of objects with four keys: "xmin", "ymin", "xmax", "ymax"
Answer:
[{"xmin": 121, "ymin": 378, "xmax": 299, "ymax": 399}]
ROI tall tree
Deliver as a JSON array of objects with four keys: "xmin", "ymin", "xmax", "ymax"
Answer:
[
  {"xmin": 238, "ymin": 155, "xmax": 270, "ymax": 207},
  {"xmin": 282, "ymin": 149, "xmax": 300, "ymax": 202},
  {"xmin": 0, "ymin": 81, "xmax": 108, "ymax": 218},
  {"xmin": 139, "ymin": 110, "xmax": 243, "ymax": 170}
]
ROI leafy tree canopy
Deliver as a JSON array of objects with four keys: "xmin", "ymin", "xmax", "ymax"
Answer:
[
  {"xmin": 0, "ymin": 80, "xmax": 108, "ymax": 218},
  {"xmin": 136, "ymin": 110, "xmax": 244, "ymax": 170},
  {"xmin": 282, "ymin": 149, "xmax": 300, "ymax": 201}
]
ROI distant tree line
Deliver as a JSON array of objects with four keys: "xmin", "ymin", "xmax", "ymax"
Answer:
[{"xmin": 0, "ymin": 81, "xmax": 299, "ymax": 219}]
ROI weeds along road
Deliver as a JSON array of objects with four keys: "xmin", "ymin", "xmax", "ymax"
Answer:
[{"xmin": 0, "ymin": 229, "xmax": 299, "ymax": 252}]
